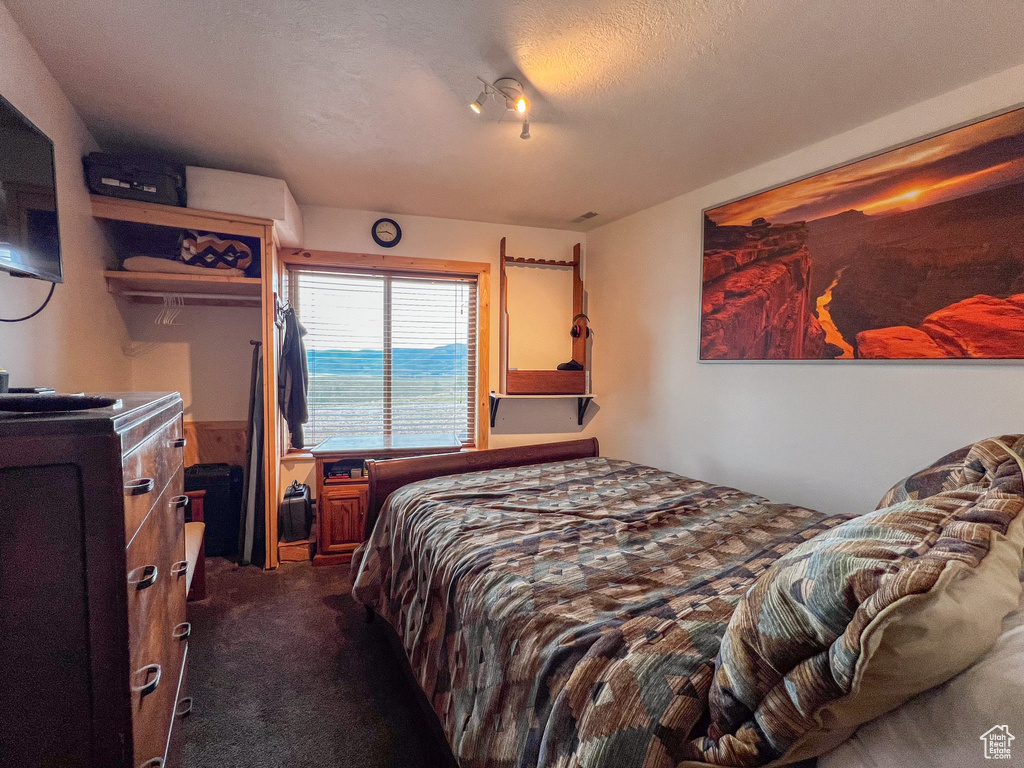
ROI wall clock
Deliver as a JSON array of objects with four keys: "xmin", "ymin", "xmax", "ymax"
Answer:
[{"xmin": 371, "ymin": 217, "xmax": 402, "ymax": 248}]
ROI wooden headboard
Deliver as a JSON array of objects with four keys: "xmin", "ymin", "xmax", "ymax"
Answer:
[{"xmin": 363, "ymin": 438, "xmax": 600, "ymax": 537}]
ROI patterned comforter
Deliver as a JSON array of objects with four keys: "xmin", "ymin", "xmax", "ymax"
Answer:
[{"xmin": 351, "ymin": 457, "xmax": 850, "ymax": 768}]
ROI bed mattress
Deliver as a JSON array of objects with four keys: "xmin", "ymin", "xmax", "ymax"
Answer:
[{"xmin": 352, "ymin": 457, "xmax": 851, "ymax": 768}]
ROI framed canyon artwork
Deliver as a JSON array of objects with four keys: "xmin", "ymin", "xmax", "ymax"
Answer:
[{"xmin": 700, "ymin": 107, "xmax": 1024, "ymax": 360}]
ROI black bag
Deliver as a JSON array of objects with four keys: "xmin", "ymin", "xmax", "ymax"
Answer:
[
  {"xmin": 279, "ymin": 481, "xmax": 313, "ymax": 543},
  {"xmin": 83, "ymin": 152, "xmax": 186, "ymax": 206},
  {"xmin": 185, "ymin": 463, "xmax": 244, "ymax": 557}
]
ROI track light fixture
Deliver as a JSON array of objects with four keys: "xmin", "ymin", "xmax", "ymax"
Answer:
[
  {"xmin": 470, "ymin": 90, "xmax": 488, "ymax": 114},
  {"xmin": 469, "ymin": 76, "xmax": 532, "ymax": 139}
]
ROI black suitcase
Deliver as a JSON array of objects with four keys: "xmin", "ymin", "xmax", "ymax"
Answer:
[
  {"xmin": 279, "ymin": 481, "xmax": 313, "ymax": 542},
  {"xmin": 83, "ymin": 152, "xmax": 186, "ymax": 206},
  {"xmin": 185, "ymin": 463, "xmax": 243, "ymax": 558}
]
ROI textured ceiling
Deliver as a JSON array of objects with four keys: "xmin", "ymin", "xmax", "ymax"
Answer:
[{"xmin": 6, "ymin": 0, "xmax": 1024, "ymax": 230}]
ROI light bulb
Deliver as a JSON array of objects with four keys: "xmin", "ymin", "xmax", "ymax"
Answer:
[
  {"xmin": 516, "ymin": 97, "xmax": 528, "ymax": 114},
  {"xmin": 470, "ymin": 90, "xmax": 487, "ymax": 114}
]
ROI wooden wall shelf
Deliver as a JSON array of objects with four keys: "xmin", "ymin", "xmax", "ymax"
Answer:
[
  {"xmin": 90, "ymin": 194, "xmax": 273, "ymax": 239},
  {"xmin": 504, "ymin": 257, "xmax": 575, "ymax": 267},
  {"xmin": 103, "ymin": 270, "xmax": 263, "ymax": 307},
  {"xmin": 488, "ymin": 392, "xmax": 594, "ymax": 427}
]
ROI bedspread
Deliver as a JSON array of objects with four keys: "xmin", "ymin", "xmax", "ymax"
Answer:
[{"xmin": 351, "ymin": 457, "xmax": 850, "ymax": 768}]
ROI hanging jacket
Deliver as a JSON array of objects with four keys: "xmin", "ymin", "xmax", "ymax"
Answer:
[{"xmin": 278, "ymin": 307, "xmax": 309, "ymax": 449}]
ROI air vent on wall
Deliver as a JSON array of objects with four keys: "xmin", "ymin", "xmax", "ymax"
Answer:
[{"xmin": 572, "ymin": 212, "xmax": 599, "ymax": 224}]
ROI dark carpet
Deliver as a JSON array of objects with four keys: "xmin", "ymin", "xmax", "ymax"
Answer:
[{"xmin": 183, "ymin": 558, "xmax": 454, "ymax": 767}]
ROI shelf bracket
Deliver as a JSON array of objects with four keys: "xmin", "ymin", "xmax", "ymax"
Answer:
[
  {"xmin": 489, "ymin": 395, "xmax": 501, "ymax": 428},
  {"xmin": 489, "ymin": 393, "xmax": 593, "ymax": 428},
  {"xmin": 577, "ymin": 396, "xmax": 593, "ymax": 426}
]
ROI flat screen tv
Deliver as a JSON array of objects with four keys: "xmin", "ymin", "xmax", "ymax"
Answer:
[{"xmin": 0, "ymin": 93, "xmax": 62, "ymax": 283}]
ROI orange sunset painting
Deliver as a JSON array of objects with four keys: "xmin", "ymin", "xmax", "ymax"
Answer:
[{"xmin": 700, "ymin": 107, "xmax": 1024, "ymax": 360}]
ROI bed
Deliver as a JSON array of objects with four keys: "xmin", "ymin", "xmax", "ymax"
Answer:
[{"xmin": 351, "ymin": 437, "xmax": 1024, "ymax": 768}]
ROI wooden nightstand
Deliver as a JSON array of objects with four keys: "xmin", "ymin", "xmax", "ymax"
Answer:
[
  {"xmin": 310, "ymin": 434, "xmax": 463, "ymax": 566},
  {"xmin": 315, "ymin": 476, "xmax": 369, "ymax": 566}
]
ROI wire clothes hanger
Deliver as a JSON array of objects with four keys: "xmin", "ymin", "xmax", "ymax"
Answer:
[
  {"xmin": 155, "ymin": 294, "xmax": 184, "ymax": 325},
  {"xmin": 274, "ymin": 296, "xmax": 290, "ymax": 329}
]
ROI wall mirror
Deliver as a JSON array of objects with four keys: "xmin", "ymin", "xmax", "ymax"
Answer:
[
  {"xmin": 505, "ymin": 264, "xmax": 574, "ymax": 370},
  {"xmin": 499, "ymin": 238, "xmax": 588, "ymax": 394}
]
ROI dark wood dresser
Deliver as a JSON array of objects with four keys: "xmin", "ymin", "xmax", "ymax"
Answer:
[{"xmin": 0, "ymin": 392, "xmax": 190, "ymax": 768}]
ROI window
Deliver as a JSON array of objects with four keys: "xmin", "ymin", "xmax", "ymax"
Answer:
[{"xmin": 289, "ymin": 267, "xmax": 478, "ymax": 448}]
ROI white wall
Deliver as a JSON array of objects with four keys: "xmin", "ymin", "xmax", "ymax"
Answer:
[
  {"xmin": 281, "ymin": 206, "xmax": 597, "ymax": 489},
  {"xmin": 0, "ymin": 2, "xmax": 130, "ymax": 391},
  {"xmin": 585, "ymin": 63, "xmax": 1024, "ymax": 517},
  {"xmin": 124, "ymin": 304, "xmax": 261, "ymax": 422}
]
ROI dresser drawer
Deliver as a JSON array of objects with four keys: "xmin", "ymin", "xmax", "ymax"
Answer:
[
  {"xmin": 163, "ymin": 645, "xmax": 189, "ymax": 768},
  {"xmin": 126, "ymin": 474, "xmax": 187, "ymax": 767},
  {"xmin": 125, "ymin": 475, "xmax": 187, "ymax": 668},
  {"xmin": 123, "ymin": 415, "xmax": 184, "ymax": 545},
  {"xmin": 118, "ymin": 396, "xmax": 185, "ymax": 458}
]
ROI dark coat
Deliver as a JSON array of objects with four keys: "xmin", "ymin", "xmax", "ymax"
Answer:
[{"xmin": 277, "ymin": 307, "xmax": 309, "ymax": 449}]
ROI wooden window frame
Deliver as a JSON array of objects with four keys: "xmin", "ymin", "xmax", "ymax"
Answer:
[{"xmin": 280, "ymin": 248, "xmax": 490, "ymax": 450}]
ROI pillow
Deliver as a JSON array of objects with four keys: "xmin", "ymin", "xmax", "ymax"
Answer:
[
  {"xmin": 122, "ymin": 255, "xmax": 245, "ymax": 277},
  {"xmin": 694, "ymin": 436, "xmax": 1024, "ymax": 767},
  {"xmin": 819, "ymin": 566, "xmax": 1024, "ymax": 768},
  {"xmin": 874, "ymin": 434, "xmax": 1024, "ymax": 510},
  {"xmin": 180, "ymin": 230, "xmax": 253, "ymax": 271}
]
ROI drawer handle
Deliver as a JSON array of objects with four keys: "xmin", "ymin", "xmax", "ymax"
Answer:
[
  {"xmin": 125, "ymin": 477, "xmax": 155, "ymax": 496},
  {"xmin": 176, "ymin": 696, "xmax": 193, "ymax": 718},
  {"xmin": 173, "ymin": 622, "xmax": 191, "ymax": 641},
  {"xmin": 131, "ymin": 663, "xmax": 161, "ymax": 697},
  {"xmin": 138, "ymin": 760, "xmax": 164, "ymax": 768},
  {"xmin": 128, "ymin": 564, "xmax": 159, "ymax": 590},
  {"xmin": 172, "ymin": 437, "xmax": 187, "ymax": 449},
  {"xmin": 171, "ymin": 560, "xmax": 188, "ymax": 577},
  {"xmin": 170, "ymin": 494, "xmax": 189, "ymax": 510}
]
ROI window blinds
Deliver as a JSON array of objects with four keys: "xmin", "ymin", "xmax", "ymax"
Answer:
[{"xmin": 290, "ymin": 267, "xmax": 477, "ymax": 448}]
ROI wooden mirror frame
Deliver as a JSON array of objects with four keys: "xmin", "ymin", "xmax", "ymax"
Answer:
[{"xmin": 499, "ymin": 237, "xmax": 587, "ymax": 394}]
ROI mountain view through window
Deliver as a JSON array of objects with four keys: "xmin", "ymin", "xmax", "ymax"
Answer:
[{"xmin": 290, "ymin": 268, "xmax": 476, "ymax": 448}]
